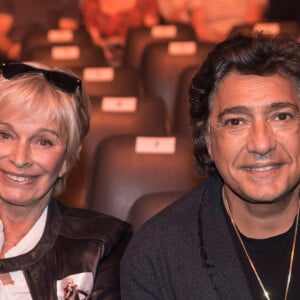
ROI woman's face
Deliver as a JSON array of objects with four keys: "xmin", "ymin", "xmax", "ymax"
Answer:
[{"xmin": 0, "ymin": 112, "xmax": 68, "ymax": 208}]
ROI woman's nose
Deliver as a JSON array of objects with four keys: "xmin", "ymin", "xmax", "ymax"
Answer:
[{"xmin": 9, "ymin": 141, "xmax": 32, "ymax": 168}]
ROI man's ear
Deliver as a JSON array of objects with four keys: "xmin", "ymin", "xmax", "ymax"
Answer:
[{"xmin": 205, "ymin": 134, "xmax": 213, "ymax": 159}]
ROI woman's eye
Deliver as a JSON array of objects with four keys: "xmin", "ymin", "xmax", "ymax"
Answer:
[
  {"xmin": 0, "ymin": 132, "xmax": 12, "ymax": 140},
  {"xmin": 38, "ymin": 139, "xmax": 53, "ymax": 147}
]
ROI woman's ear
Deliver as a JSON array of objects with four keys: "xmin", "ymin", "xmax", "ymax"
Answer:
[
  {"xmin": 58, "ymin": 159, "xmax": 69, "ymax": 178},
  {"xmin": 61, "ymin": 144, "xmax": 83, "ymax": 177}
]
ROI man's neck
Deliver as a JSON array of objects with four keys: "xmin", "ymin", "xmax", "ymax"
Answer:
[{"xmin": 223, "ymin": 188, "xmax": 299, "ymax": 239}]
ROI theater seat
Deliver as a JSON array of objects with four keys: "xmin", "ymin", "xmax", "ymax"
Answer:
[
  {"xmin": 26, "ymin": 43, "xmax": 107, "ymax": 70},
  {"xmin": 127, "ymin": 190, "xmax": 186, "ymax": 231},
  {"xmin": 141, "ymin": 40, "xmax": 215, "ymax": 128},
  {"xmin": 123, "ymin": 23, "xmax": 196, "ymax": 72},
  {"xmin": 22, "ymin": 26, "xmax": 93, "ymax": 60},
  {"xmin": 58, "ymin": 95, "xmax": 168, "ymax": 208},
  {"xmin": 72, "ymin": 65, "xmax": 142, "ymax": 97},
  {"xmin": 229, "ymin": 21, "xmax": 300, "ymax": 39},
  {"xmin": 88, "ymin": 134, "xmax": 205, "ymax": 220},
  {"xmin": 173, "ymin": 65, "xmax": 198, "ymax": 135}
]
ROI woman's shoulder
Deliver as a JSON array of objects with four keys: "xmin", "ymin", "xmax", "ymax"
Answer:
[{"xmin": 54, "ymin": 201, "xmax": 132, "ymax": 242}]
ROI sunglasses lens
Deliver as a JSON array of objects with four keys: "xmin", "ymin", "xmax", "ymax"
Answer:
[
  {"xmin": 0, "ymin": 62, "xmax": 83, "ymax": 108},
  {"xmin": 48, "ymin": 71, "xmax": 81, "ymax": 94},
  {"xmin": 2, "ymin": 63, "xmax": 34, "ymax": 79},
  {"xmin": 1, "ymin": 63, "xmax": 81, "ymax": 94}
]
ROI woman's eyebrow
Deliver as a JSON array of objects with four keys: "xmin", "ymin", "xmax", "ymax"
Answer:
[{"xmin": 36, "ymin": 128, "xmax": 61, "ymax": 138}]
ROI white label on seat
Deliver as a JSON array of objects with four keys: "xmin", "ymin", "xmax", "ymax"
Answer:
[
  {"xmin": 253, "ymin": 23, "xmax": 280, "ymax": 35},
  {"xmin": 47, "ymin": 29, "xmax": 74, "ymax": 42},
  {"xmin": 101, "ymin": 97, "xmax": 137, "ymax": 112},
  {"xmin": 168, "ymin": 41, "xmax": 197, "ymax": 56},
  {"xmin": 135, "ymin": 137, "xmax": 176, "ymax": 154},
  {"xmin": 83, "ymin": 67, "xmax": 115, "ymax": 82},
  {"xmin": 51, "ymin": 46, "xmax": 80, "ymax": 60},
  {"xmin": 151, "ymin": 25, "xmax": 177, "ymax": 38}
]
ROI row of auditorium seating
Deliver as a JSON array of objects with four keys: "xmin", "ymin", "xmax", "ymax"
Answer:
[
  {"xmin": 59, "ymin": 94, "xmax": 169, "ymax": 208},
  {"xmin": 72, "ymin": 66, "xmax": 142, "ymax": 97},
  {"xmin": 229, "ymin": 20, "xmax": 300, "ymax": 40},
  {"xmin": 22, "ymin": 21, "xmax": 300, "ymax": 231},
  {"xmin": 57, "ymin": 62, "xmax": 203, "ymax": 211},
  {"xmin": 141, "ymin": 40, "xmax": 214, "ymax": 128},
  {"xmin": 123, "ymin": 23, "xmax": 196, "ymax": 71},
  {"xmin": 21, "ymin": 21, "xmax": 300, "ymax": 73},
  {"xmin": 22, "ymin": 27, "xmax": 215, "ymax": 132},
  {"xmin": 21, "ymin": 27, "xmax": 107, "ymax": 68}
]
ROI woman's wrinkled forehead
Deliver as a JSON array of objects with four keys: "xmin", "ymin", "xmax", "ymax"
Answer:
[
  {"xmin": 0, "ymin": 79, "xmax": 70, "ymax": 138},
  {"xmin": 0, "ymin": 100, "xmax": 67, "ymax": 138}
]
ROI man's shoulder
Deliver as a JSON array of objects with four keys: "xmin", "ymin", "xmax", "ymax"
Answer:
[
  {"xmin": 144, "ymin": 174, "xmax": 220, "ymax": 224},
  {"xmin": 128, "ymin": 174, "xmax": 222, "ymax": 248},
  {"xmin": 121, "ymin": 174, "xmax": 223, "ymax": 280}
]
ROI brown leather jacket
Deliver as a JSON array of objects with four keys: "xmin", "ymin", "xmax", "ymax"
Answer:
[{"xmin": 0, "ymin": 200, "xmax": 132, "ymax": 299}]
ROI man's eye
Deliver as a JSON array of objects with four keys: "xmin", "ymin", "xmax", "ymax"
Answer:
[
  {"xmin": 275, "ymin": 113, "xmax": 293, "ymax": 121},
  {"xmin": 223, "ymin": 118, "xmax": 243, "ymax": 126}
]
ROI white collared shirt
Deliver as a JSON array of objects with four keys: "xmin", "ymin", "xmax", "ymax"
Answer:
[{"xmin": 0, "ymin": 206, "xmax": 48, "ymax": 300}]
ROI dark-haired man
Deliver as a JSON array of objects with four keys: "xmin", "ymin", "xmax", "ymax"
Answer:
[{"xmin": 121, "ymin": 33, "xmax": 300, "ymax": 299}]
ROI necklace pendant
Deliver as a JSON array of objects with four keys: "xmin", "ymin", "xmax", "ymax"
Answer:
[{"xmin": 263, "ymin": 290, "xmax": 270, "ymax": 300}]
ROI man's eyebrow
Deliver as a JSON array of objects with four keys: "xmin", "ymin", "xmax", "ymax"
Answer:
[
  {"xmin": 217, "ymin": 106, "xmax": 250, "ymax": 122},
  {"xmin": 267, "ymin": 102, "xmax": 299, "ymax": 112},
  {"xmin": 217, "ymin": 102, "xmax": 300, "ymax": 122}
]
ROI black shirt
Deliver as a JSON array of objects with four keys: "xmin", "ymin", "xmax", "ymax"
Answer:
[{"xmin": 225, "ymin": 205, "xmax": 300, "ymax": 299}]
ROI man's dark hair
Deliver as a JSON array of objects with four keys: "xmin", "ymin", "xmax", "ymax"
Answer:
[{"xmin": 189, "ymin": 32, "xmax": 300, "ymax": 175}]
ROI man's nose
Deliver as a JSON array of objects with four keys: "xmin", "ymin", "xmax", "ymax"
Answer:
[{"xmin": 246, "ymin": 120, "xmax": 276, "ymax": 155}]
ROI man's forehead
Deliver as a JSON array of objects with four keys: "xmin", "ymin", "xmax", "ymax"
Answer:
[{"xmin": 212, "ymin": 73, "xmax": 299, "ymax": 109}]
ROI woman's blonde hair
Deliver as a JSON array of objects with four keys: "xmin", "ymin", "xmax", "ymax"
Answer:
[{"xmin": 0, "ymin": 62, "xmax": 91, "ymax": 195}]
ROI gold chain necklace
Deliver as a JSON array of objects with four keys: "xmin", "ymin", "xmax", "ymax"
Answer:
[{"xmin": 222, "ymin": 188, "xmax": 299, "ymax": 300}]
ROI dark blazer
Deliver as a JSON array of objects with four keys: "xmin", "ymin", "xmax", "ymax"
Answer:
[{"xmin": 120, "ymin": 174, "xmax": 253, "ymax": 299}]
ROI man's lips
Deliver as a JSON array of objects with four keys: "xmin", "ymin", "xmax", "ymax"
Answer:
[
  {"xmin": 239, "ymin": 162, "xmax": 286, "ymax": 172},
  {"xmin": 244, "ymin": 165, "xmax": 279, "ymax": 172}
]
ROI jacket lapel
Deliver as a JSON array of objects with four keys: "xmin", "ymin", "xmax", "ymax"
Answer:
[{"xmin": 199, "ymin": 175, "xmax": 253, "ymax": 300}]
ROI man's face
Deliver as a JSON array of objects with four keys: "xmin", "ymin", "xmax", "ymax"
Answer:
[{"xmin": 206, "ymin": 72, "xmax": 300, "ymax": 203}]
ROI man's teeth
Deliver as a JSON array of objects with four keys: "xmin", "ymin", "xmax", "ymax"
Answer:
[{"xmin": 249, "ymin": 165, "xmax": 276, "ymax": 172}]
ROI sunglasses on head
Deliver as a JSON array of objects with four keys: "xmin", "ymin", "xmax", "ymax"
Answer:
[{"xmin": 0, "ymin": 61, "xmax": 82, "ymax": 97}]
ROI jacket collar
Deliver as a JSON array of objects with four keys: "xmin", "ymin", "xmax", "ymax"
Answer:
[
  {"xmin": 198, "ymin": 174, "xmax": 253, "ymax": 299},
  {"xmin": 0, "ymin": 200, "xmax": 61, "ymax": 272}
]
